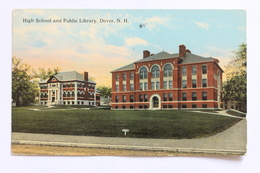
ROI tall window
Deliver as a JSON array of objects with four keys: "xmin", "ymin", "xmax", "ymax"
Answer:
[
  {"xmin": 163, "ymin": 81, "xmax": 167, "ymax": 89},
  {"xmin": 116, "ymin": 95, "xmax": 119, "ymax": 103},
  {"xmin": 202, "ymin": 65, "xmax": 207, "ymax": 74},
  {"xmin": 192, "ymin": 66, "xmax": 197, "ymax": 75},
  {"xmin": 202, "ymin": 79, "xmax": 207, "ymax": 87},
  {"xmin": 192, "ymin": 79, "xmax": 197, "ymax": 88},
  {"xmin": 140, "ymin": 67, "xmax": 148, "ymax": 79},
  {"xmin": 123, "ymin": 84, "xmax": 126, "ymax": 91},
  {"xmin": 144, "ymin": 82, "xmax": 148, "ymax": 90},
  {"xmin": 202, "ymin": 92, "xmax": 207, "ymax": 100},
  {"xmin": 192, "ymin": 92, "xmax": 197, "ymax": 101},
  {"xmin": 144, "ymin": 94, "xmax": 148, "ymax": 102},
  {"xmin": 164, "ymin": 64, "xmax": 172, "ymax": 77},
  {"xmin": 163, "ymin": 93, "xmax": 167, "ymax": 101},
  {"xmin": 116, "ymin": 74, "xmax": 119, "ymax": 81},
  {"xmin": 182, "ymin": 66, "xmax": 187, "ymax": 76},
  {"xmin": 130, "ymin": 73, "xmax": 134, "ymax": 80},
  {"xmin": 123, "ymin": 95, "xmax": 126, "ymax": 102},
  {"xmin": 182, "ymin": 80, "xmax": 187, "ymax": 88},
  {"xmin": 130, "ymin": 95, "xmax": 134, "ymax": 102},
  {"xmin": 151, "ymin": 65, "xmax": 160, "ymax": 78},
  {"xmin": 169, "ymin": 81, "xmax": 173, "ymax": 89},
  {"xmin": 140, "ymin": 83, "xmax": 143, "ymax": 90},
  {"xmin": 123, "ymin": 73, "xmax": 126, "ymax": 81},
  {"xmin": 116, "ymin": 85, "xmax": 119, "ymax": 92},
  {"xmin": 130, "ymin": 84, "xmax": 134, "ymax": 91},
  {"xmin": 169, "ymin": 93, "xmax": 173, "ymax": 101},
  {"xmin": 151, "ymin": 82, "xmax": 155, "ymax": 90},
  {"xmin": 139, "ymin": 94, "xmax": 143, "ymax": 102},
  {"xmin": 182, "ymin": 93, "xmax": 187, "ymax": 101},
  {"xmin": 156, "ymin": 82, "xmax": 160, "ymax": 90}
]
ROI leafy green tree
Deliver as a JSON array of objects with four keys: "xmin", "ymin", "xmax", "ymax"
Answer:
[
  {"xmin": 97, "ymin": 85, "xmax": 112, "ymax": 98},
  {"xmin": 32, "ymin": 67, "xmax": 60, "ymax": 81},
  {"xmin": 223, "ymin": 43, "xmax": 247, "ymax": 111},
  {"xmin": 12, "ymin": 57, "xmax": 37, "ymax": 106}
]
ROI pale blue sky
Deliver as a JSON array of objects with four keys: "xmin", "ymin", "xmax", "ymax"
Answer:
[{"xmin": 12, "ymin": 9, "xmax": 246, "ymax": 85}]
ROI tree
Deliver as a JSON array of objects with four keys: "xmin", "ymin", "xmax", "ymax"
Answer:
[
  {"xmin": 12, "ymin": 57, "xmax": 37, "ymax": 106},
  {"xmin": 32, "ymin": 67, "xmax": 60, "ymax": 81},
  {"xmin": 223, "ymin": 43, "xmax": 247, "ymax": 111},
  {"xmin": 97, "ymin": 85, "xmax": 112, "ymax": 98}
]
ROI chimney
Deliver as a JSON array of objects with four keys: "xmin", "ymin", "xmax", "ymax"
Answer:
[
  {"xmin": 150, "ymin": 53, "xmax": 154, "ymax": 56},
  {"xmin": 186, "ymin": 49, "xmax": 191, "ymax": 53},
  {"xmin": 84, "ymin": 72, "xmax": 88, "ymax": 81},
  {"xmin": 179, "ymin": 44, "xmax": 186, "ymax": 57},
  {"xmin": 143, "ymin": 50, "xmax": 150, "ymax": 58}
]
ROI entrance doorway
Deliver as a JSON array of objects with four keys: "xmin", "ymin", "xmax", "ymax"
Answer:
[
  {"xmin": 52, "ymin": 97, "xmax": 55, "ymax": 102},
  {"xmin": 153, "ymin": 96, "xmax": 159, "ymax": 108}
]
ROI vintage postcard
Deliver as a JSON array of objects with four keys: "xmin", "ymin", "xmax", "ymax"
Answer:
[{"xmin": 11, "ymin": 9, "xmax": 246, "ymax": 156}]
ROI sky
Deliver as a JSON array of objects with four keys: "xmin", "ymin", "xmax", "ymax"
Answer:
[{"xmin": 12, "ymin": 9, "xmax": 246, "ymax": 86}]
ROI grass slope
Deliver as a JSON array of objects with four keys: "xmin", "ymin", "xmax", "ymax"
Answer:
[{"xmin": 12, "ymin": 107, "xmax": 241, "ymax": 139}]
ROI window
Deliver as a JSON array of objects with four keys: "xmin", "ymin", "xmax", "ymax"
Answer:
[
  {"xmin": 144, "ymin": 105, "xmax": 148, "ymax": 109},
  {"xmin": 130, "ymin": 95, "xmax": 134, "ymax": 102},
  {"xmin": 116, "ymin": 74, "xmax": 119, "ymax": 81},
  {"xmin": 182, "ymin": 66, "xmax": 187, "ymax": 76},
  {"xmin": 122, "ymin": 106, "xmax": 126, "ymax": 109},
  {"xmin": 72, "ymin": 91, "xmax": 75, "ymax": 97},
  {"xmin": 192, "ymin": 104, "xmax": 197, "ymax": 108},
  {"xmin": 72, "ymin": 101, "xmax": 74, "ymax": 105},
  {"xmin": 115, "ymin": 106, "xmax": 119, "ymax": 109},
  {"xmin": 123, "ymin": 84, "xmax": 126, "ymax": 91},
  {"xmin": 192, "ymin": 66, "xmax": 197, "ymax": 75},
  {"xmin": 140, "ymin": 83, "xmax": 143, "ymax": 90},
  {"xmin": 156, "ymin": 82, "xmax": 160, "ymax": 90},
  {"xmin": 140, "ymin": 67, "xmax": 148, "ymax": 79},
  {"xmin": 130, "ymin": 105, "xmax": 134, "ymax": 109},
  {"xmin": 139, "ymin": 105, "xmax": 143, "ymax": 109},
  {"xmin": 182, "ymin": 80, "xmax": 187, "ymax": 88},
  {"xmin": 144, "ymin": 82, "xmax": 148, "ymax": 90},
  {"xmin": 63, "ymin": 92, "xmax": 66, "ymax": 97},
  {"xmin": 202, "ymin": 79, "xmax": 207, "ymax": 87},
  {"xmin": 163, "ymin": 93, "xmax": 167, "ymax": 101},
  {"xmin": 202, "ymin": 92, "xmax": 207, "ymax": 100},
  {"xmin": 139, "ymin": 94, "xmax": 143, "ymax": 102},
  {"xmin": 163, "ymin": 81, "xmax": 167, "ymax": 89},
  {"xmin": 192, "ymin": 92, "xmax": 197, "ymax": 101},
  {"xmin": 163, "ymin": 105, "xmax": 167, "ymax": 108},
  {"xmin": 116, "ymin": 85, "xmax": 119, "ymax": 92},
  {"xmin": 182, "ymin": 93, "xmax": 187, "ymax": 101},
  {"xmin": 116, "ymin": 95, "xmax": 119, "ymax": 103},
  {"xmin": 144, "ymin": 94, "xmax": 148, "ymax": 102},
  {"xmin": 202, "ymin": 65, "xmax": 207, "ymax": 74},
  {"xmin": 151, "ymin": 65, "xmax": 160, "ymax": 78},
  {"xmin": 164, "ymin": 64, "xmax": 173, "ymax": 77},
  {"xmin": 192, "ymin": 79, "xmax": 196, "ymax": 88},
  {"xmin": 151, "ymin": 82, "xmax": 155, "ymax": 90},
  {"xmin": 182, "ymin": 104, "xmax": 187, "ymax": 108},
  {"xmin": 169, "ymin": 105, "xmax": 173, "ymax": 108},
  {"xmin": 123, "ymin": 95, "xmax": 126, "ymax": 103},
  {"xmin": 169, "ymin": 93, "xmax": 173, "ymax": 101},
  {"xmin": 130, "ymin": 73, "xmax": 134, "ymax": 80},
  {"xmin": 130, "ymin": 84, "xmax": 134, "ymax": 91},
  {"xmin": 202, "ymin": 104, "xmax": 207, "ymax": 108},
  {"xmin": 123, "ymin": 73, "xmax": 126, "ymax": 81},
  {"xmin": 67, "ymin": 91, "xmax": 71, "ymax": 97},
  {"xmin": 169, "ymin": 81, "xmax": 173, "ymax": 89}
]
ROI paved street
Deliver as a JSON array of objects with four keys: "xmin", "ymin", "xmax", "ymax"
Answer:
[{"xmin": 11, "ymin": 118, "xmax": 247, "ymax": 155}]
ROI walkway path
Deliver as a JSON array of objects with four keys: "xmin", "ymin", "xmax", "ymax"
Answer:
[{"xmin": 11, "ymin": 119, "xmax": 247, "ymax": 155}]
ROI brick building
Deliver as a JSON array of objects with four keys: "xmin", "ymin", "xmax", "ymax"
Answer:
[
  {"xmin": 39, "ymin": 71, "xmax": 100, "ymax": 106},
  {"xmin": 111, "ymin": 44, "xmax": 223, "ymax": 110}
]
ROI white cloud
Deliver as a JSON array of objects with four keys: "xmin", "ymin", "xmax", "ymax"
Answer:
[
  {"xmin": 143, "ymin": 17, "xmax": 172, "ymax": 30},
  {"xmin": 125, "ymin": 37, "xmax": 148, "ymax": 47},
  {"xmin": 192, "ymin": 20, "xmax": 209, "ymax": 29}
]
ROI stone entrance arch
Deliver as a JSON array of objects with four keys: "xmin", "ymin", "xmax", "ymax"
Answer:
[{"xmin": 149, "ymin": 94, "xmax": 161, "ymax": 109}]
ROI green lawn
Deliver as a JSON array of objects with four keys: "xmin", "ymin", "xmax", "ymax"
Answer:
[{"xmin": 12, "ymin": 107, "xmax": 241, "ymax": 139}]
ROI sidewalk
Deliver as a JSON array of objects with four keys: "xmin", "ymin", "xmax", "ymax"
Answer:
[{"xmin": 11, "ymin": 119, "xmax": 247, "ymax": 156}]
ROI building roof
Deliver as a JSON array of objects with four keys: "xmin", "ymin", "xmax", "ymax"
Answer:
[
  {"xmin": 39, "ymin": 71, "xmax": 96, "ymax": 84},
  {"xmin": 111, "ymin": 50, "xmax": 217, "ymax": 72}
]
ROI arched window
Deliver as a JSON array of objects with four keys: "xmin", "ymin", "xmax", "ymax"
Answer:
[
  {"xmin": 151, "ymin": 65, "xmax": 160, "ymax": 78},
  {"xmin": 72, "ymin": 91, "xmax": 75, "ymax": 97},
  {"xmin": 63, "ymin": 91, "xmax": 66, "ymax": 97},
  {"xmin": 139, "ymin": 67, "xmax": 148, "ymax": 79},
  {"xmin": 67, "ymin": 91, "xmax": 71, "ymax": 97},
  {"xmin": 44, "ymin": 92, "xmax": 48, "ymax": 98},
  {"xmin": 164, "ymin": 64, "xmax": 173, "ymax": 77}
]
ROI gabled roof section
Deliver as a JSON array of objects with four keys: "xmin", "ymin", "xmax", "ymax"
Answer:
[
  {"xmin": 111, "ymin": 63, "xmax": 135, "ymax": 72},
  {"xmin": 181, "ymin": 52, "xmax": 215, "ymax": 64},
  {"xmin": 135, "ymin": 51, "xmax": 179, "ymax": 63},
  {"xmin": 39, "ymin": 71, "xmax": 96, "ymax": 84}
]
